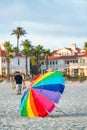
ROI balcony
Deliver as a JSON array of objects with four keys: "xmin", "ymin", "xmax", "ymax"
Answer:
[{"xmin": 70, "ymin": 63, "xmax": 87, "ymax": 69}]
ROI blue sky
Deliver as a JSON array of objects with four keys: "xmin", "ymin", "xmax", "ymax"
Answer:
[{"xmin": 0, "ymin": 0, "xmax": 87, "ymax": 50}]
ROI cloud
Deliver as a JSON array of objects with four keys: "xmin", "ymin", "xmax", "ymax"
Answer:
[
  {"xmin": 1, "ymin": 0, "xmax": 87, "ymax": 26},
  {"xmin": 8, "ymin": 20, "xmax": 87, "ymax": 38},
  {"xmin": 0, "ymin": 0, "xmax": 87, "ymax": 50}
]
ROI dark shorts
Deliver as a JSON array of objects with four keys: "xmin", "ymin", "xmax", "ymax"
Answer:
[{"xmin": 16, "ymin": 84, "xmax": 22, "ymax": 90}]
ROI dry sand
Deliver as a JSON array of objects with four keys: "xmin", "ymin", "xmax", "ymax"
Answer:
[{"xmin": 0, "ymin": 80, "xmax": 87, "ymax": 130}]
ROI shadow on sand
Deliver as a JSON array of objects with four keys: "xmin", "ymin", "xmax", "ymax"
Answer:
[{"xmin": 48, "ymin": 112, "xmax": 87, "ymax": 118}]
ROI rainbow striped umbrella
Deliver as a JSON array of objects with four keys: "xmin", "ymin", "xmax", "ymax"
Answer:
[{"xmin": 19, "ymin": 71, "xmax": 65, "ymax": 117}]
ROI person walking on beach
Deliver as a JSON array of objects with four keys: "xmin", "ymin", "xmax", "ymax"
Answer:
[{"xmin": 14, "ymin": 70, "xmax": 24, "ymax": 95}]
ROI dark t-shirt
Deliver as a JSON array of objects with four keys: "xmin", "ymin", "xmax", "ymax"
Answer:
[{"xmin": 15, "ymin": 74, "xmax": 23, "ymax": 84}]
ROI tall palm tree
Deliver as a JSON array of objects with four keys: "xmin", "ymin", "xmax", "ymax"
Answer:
[
  {"xmin": 4, "ymin": 41, "xmax": 13, "ymax": 81},
  {"xmin": 21, "ymin": 39, "xmax": 33, "ymax": 77},
  {"xmin": 11, "ymin": 27, "xmax": 27, "ymax": 51}
]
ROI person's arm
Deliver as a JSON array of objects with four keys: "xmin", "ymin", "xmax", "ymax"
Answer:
[{"xmin": 21, "ymin": 75, "xmax": 24, "ymax": 83}]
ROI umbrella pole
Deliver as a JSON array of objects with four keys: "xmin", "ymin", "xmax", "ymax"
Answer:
[{"xmin": 56, "ymin": 107, "xmax": 67, "ymax": 116}]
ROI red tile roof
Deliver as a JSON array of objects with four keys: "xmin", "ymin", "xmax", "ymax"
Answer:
[
  {"xmin": 47, "ymin": 55, "xmax": 78, "ymax": 60},
  {"xmin": 0, "ymin": 47, "xmax": 6, "ymax": 57},
  {"xmin": 83, "ymin": 52, "xmax": 87, "ymax": 57},
  {"xmin": 14, "ymin": 52, "xmax": 23, "ymax": 57},
  {"xmin": 0, "ymin": 48, "xmax": 23, "ymax": 57},
  {"xmin": 80, "ymin": 52, "xmax": 87, "ymax": 57},
  {"xmin": 60, "ymin": 55, "xmax": 78, "ymax": 60},
  {"xmin": 47, "ymin": 55, "xmax": 61, "ymax": 60},
  {"xmin": 77, "ymin": 52, "xmax": 87, "ymax": 57},
  {"xmin": 51, "ymin": 50, "xmax": 58, "ymax": 55}
]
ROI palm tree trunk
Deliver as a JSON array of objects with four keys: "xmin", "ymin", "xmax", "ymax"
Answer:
[
  {"xmin": 7, "ymin": 58, "xmax": 10, "ymax": 81},
  {"xmin": 25, "ymin": 56, "xmax": 28, "ymax": 77},
  {"xmin": 36, "ymin": 53, "xmax": 40, "ymax": 74},
  {"xmin": 17, "ymin": 38, "xmax": 19, "ymax": 51}
]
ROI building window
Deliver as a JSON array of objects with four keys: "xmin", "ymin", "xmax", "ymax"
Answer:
[
  {"xmin": 2, "ymin": 58, "xmax": 6, "ymax": 63},
  {"xmin": 67, "ymin": 52, "xmax": 69, "ymax": 55},
  {"xmin": 53, "ymin": 61, "xmax": 54, "ymax": 64},
  {"xmin": 83, "ymin": 59, "xmax": 85, "ymax": 63},
  {"xmin": 79, "ymin": 59, "xmax": 82, "ymax": 63},
  {"xmin": 2, "ymin": 58, "xmax": 3, "ymax": 63},
  {"xmin": 3, "ymin": 58, "xmax": 4, "ymax": 63},
  {"xmin": 74, "ymin": 69, "xmax": 78, "ymax": 77},
  {"xmin": 2, "ymin": 68, "xmax": 6, "ymax": 76},
  {"xmin": 18, "ymin": 58, "xmax": 20, "ymax": 65},
  {"xmin": 66, "ymin": 61, "xmax": 69, "ymax": 64}
]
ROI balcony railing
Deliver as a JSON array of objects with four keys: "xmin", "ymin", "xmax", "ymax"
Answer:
[{"xmin": 70, "ymin": 63, "xmax": 87, "ymax": 68}]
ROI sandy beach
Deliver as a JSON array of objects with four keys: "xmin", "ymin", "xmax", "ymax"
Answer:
[{"xmin": 0, "ymin": 80, "xmax": 87, "ymax": 130}]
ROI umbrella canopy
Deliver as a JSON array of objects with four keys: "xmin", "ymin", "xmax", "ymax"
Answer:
[{"xmin": 20, "ymin": 71, "xmax": 65, "ymax": 117}]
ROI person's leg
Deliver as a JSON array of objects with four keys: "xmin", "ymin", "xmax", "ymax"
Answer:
[
  {"xmin": 16, "ymin": 84, "xmax": 21, "ymax": 95},
  {"xmin": 19, "ymin": 84, "xmax": 22, "ymax": 94}
]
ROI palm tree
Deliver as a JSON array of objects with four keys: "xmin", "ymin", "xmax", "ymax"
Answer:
[
  {"xmin": 4, "ymin": 41, "xmax": 13, "ymax": 81},
  {"xmin": 13, "ymin": 47, "xmax": 18, "ymax": 52},
  {"xmin": 21, "ymin": 39, "xmax": 33, "ymax": 77},
  {"xmin": 84, "ymin": 42, "xmax": 87, "ymax": 52},
  {"xmin": 11, "ymin": 27, "xmax": 27, "ymax": 51},
  {"xmin": 32, "ymin": 44, "xmax": 44, "ymax": 74},
  {"xmin": 43, "ymin": 49, "xmax": 50, "ymax": 70}
]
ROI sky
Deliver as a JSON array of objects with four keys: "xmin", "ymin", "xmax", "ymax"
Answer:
[{"xmin": 0, "ymin": 0, "xmax": 87, "ymax": 51}]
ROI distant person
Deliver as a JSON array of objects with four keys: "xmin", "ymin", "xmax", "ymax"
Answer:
[{"xmin": 14, "ymin": 70, "xmax": 24, "ymax": 95}]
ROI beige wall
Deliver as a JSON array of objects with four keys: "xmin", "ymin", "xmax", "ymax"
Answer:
[
  {"xmin": 69, "ymin": 63, "xmax": 87, "ymax": 76},
  {"xmin": 57, "ymin": 48, "xmax": 71, "ymax": 55},
  {"xmin": 0, "ymin": 57, "xmax": 2, "ymax": 75}
]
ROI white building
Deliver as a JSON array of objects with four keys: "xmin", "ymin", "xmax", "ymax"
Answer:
[
  {"xmin": 69, "ymin": 53, "xmax": 87, "ymax": 77},
  {"xmin": 10, "ymin": 52, "xmax": 30, "ymax": 74},
  {"xmin": 41, "ymin": 55, "xmax": 66, "ymax": 73},
  {"xmin": 54, "ymin": 43, "xmax": 81, "ymax": 56},
  {"xmin": 41, "ymin": 43, "xmax": 86, "ymax": 75},
  {"xmin": 0, "ymin": 46, "xmax": 30, "ymax": 77}
]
